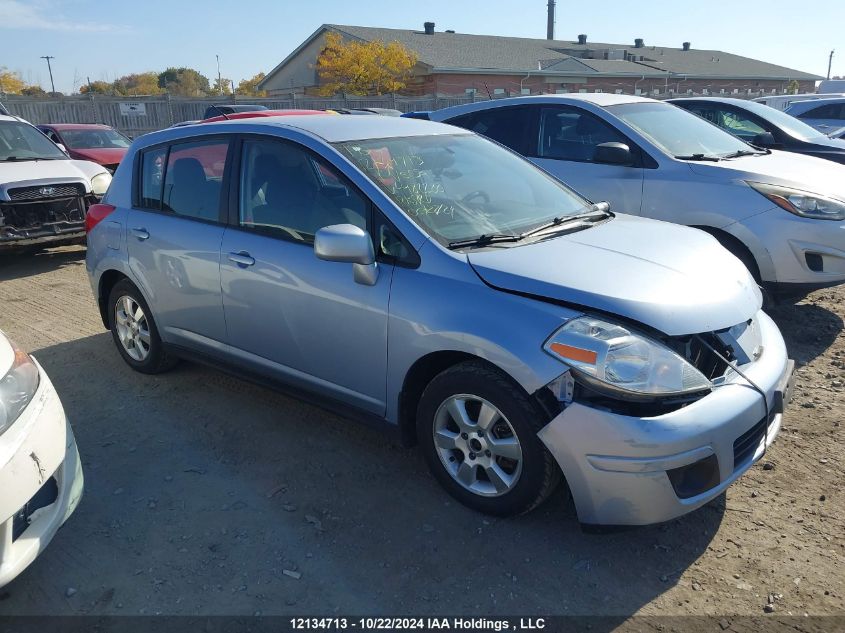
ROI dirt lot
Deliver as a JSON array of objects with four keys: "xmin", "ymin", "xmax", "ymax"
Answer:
[{"xmin": 0, "ymin": 246, "xmax": 842, "ymax": 621}]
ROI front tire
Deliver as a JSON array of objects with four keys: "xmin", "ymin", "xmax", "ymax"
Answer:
[
  {"xmin": 108, "ymin": 279, "xmax": 177, "ymax": 374},
  {"xmin": 416, "ymin": 361, "xmax": 561, "ymax": 516}
]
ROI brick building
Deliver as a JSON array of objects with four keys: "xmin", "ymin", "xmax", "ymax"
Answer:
[{"xmin": 258, "ymin": 24, "xmax": 820, "ymax": 99}]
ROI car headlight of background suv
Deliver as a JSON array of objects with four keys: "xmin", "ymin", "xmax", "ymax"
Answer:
[
  {"xmin": 543, "ymin": 316, "xmax": 712, "ymax": 402},
  {"xmin": 748, "ymin": 181, "xmax": 845, "ymax": 221},
  {"xmin": 90, "ymin": 172, "xmax": 112, "ymax": 197},
  {"xmin": 0, "ymin": 338, "xmax": 40, "ymax": 437}
]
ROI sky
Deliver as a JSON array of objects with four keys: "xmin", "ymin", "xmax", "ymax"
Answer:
[{"xmin": 1, "ymin": 0, "xmax": 843, "ymax": 94}]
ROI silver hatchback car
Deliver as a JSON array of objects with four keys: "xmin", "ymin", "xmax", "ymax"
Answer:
[{"xmin": 86, "ymin": 115, "xmax": 794, "ymax": 526}]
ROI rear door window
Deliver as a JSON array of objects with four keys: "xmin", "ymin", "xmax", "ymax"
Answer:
[
  {"xmin": 161, "ymin": 139, "xmax": 229, "ymax": 222},
  {"xmin": 446, "ymin": 107, "xmax": 532, "ymax": 154}
]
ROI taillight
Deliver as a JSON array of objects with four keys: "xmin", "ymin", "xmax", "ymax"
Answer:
[{"xmin": 85, "ymin": 203, "xmax": 116, "ymax": 234}]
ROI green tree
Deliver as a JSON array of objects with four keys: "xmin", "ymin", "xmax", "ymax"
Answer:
[
  {"xmin": 212, "ymin": 77, "xmax": 233, "ymax": 95},
  {"xmin": 21, "ymin": 85, "xmax": 47, "ymax": 96},
  {"xmin": 236, "ymin": 72, "xmax": 266, "ymax": 97},
  {"xmin": 787, "ymin": 79, "xmax": 800, "ymax": 95},
  {"xmin": 80, "ymin": 80, "xmax": 113, "ymax": 95},
  {"xmin": 158, "ymin": 67, "xmax": 210, "ymax": 96},
  {"xmin": 113, "ymin": 72, "xmax": 164, "ymax": 96}
]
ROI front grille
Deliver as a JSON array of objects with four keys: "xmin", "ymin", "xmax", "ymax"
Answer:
[
  {"xmin": 0, "ymin": 196, "xmax": 86, "ymax": 236},
  {"xmin": 684, "ymin": 333, "xmax": 732, "ymax": 380},
  {"xmin": 733, "ymin": 416, "xmax": 767, "ymax": 470},
  {"xmin": 8, "ymin": 183, "xmax": 85, "ymax": 201},
  {"xmin": 12, "ymin": 477, "xmax": 59, "ymax": 541}
]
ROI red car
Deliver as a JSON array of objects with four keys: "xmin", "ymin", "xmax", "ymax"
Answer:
[{"xmin": 37, "ymin": 124, "xmax": 131, "ymax": 172}]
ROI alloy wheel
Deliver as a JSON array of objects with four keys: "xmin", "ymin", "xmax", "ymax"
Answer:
[
  {"xmin": 432, "ymin": 394, "xmax": 523, "ymax": 497},
  {"xmin": 114, "ymin": 295, "xmax": 151, "ymax": 362}
]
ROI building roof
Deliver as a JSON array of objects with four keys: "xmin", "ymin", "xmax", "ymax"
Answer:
[{"xmin": 260, "ymin": 24, "xmax": 822, "ymax": 89}]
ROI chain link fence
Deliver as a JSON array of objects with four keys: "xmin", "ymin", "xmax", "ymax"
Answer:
[{"xmin": 0, "ymin": 94, "xmax": 483, "ymax": 137}]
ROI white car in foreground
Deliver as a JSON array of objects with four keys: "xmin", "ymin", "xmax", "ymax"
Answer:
[
  {"xmin": 1, "ymin": 114, "xmax": 111, "ymax": 252},
  {"xmin": 0, "ymin": 330, "xmax": 83, "ymax": 588}
]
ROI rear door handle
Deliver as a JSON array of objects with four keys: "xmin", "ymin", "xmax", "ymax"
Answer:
[
  {"xmin": 131, "ymin": 227, "xmax": 150, "ymax": 241},
  {"xmin": 228, "ymin": 251, "xmax": 255, "ymax": 267}
]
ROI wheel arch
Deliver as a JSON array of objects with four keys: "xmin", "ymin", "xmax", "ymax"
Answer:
[
  {"xmin": 692, "ymin": 225, "xmax": 768, "ymax": 282},
  {"xmin": 397, "ymin": 351, "xmax": 560, "ymax": 448},
  {"xmin": 97, "ymin": 269, "xmax": 130, "ymax": 329}
]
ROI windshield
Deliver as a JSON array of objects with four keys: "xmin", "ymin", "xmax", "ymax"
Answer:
[
  {"xmin": 742, "ymin": 102, "xmax": 828, "ymax": 141},
  {"xmin": 336, "ymin": 134, "xmax": 591, "ymax": 243},
  {"xmin": 608, "ymin": 102, "xmax": 752, "ymax": 158},
  {"xmin": 0, "ymin": 121, "xmax": 67, "ymax": 161},
  {"xmin": 60, "ymin": 128, "xmax": 131, "ymax": 149}
]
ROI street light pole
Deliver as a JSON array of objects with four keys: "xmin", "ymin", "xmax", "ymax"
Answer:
[
  {"xmin": 40, "ymin": 55, "xmax": 56, "ymax": 94},
  {"xmin": 216, "ymin": 54, "xmax": 222, "ymax": 95},
  {"xmin": 828, "ymin": 50, "xmax": 835, "ymax": 80}
]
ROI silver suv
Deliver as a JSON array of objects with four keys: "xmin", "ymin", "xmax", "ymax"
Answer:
[{"xmin": 85, "ymin": 114, "xmax": 793, "ymax": 526}]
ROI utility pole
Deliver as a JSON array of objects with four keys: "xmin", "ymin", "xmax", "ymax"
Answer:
[
  {"xmin": 40, "ymin": 55, "xmax": 56, "ymax": 94},
  {"xmin": 546, "ymin": 0, "xmax": 555, "ymax": 40},
  {"xmin": 828, "ymin": 50, "xmax": 835, "ymax": 80},
  {"xmin": 216, "ymin": 54, "xmax": 223, "ymax": 95}
]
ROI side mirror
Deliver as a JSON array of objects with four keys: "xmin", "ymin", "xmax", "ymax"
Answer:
[
  {"xmin": 751, "ymin": 131, "xmax": 777, "ymax": 148},
  {"xmin": 56, "ymin": 143, "xmax": 68, "ymax": 154},
  {"xmin": 594, "ymin": 142, "xmax": 633, "ymax": 165},
  {"xmin": 314, "ymin": 224, "xmax": 378, "ymax": 285}
]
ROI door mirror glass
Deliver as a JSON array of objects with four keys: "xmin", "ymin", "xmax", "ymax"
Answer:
[
  {"xmin": 315, "ymin": 224, "xmax": 375, "ymax": 265},
  {"xmin": 593, "ymin": 142, "xmax": 632, "ymax": 165},
  {"xmin": 56, "ymin": 143, "xmax": 68, "ymax": 154},
  {"xmin": 752, "ymin": 131, "xmax": 777, "ymax": 147}
]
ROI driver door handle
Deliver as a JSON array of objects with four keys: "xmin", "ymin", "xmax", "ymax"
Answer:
[
  {"xmin": 131, "ymin": 227, "xmax": 150, "ymax": 240},
  {"xmin": 228, "ymin": 251, "xmax": 255, "ymax": 267}
]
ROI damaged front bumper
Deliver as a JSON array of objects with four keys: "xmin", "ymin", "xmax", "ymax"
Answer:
[
  {"xmin": 538, "ymin": 311, "xmax": 793, "ymax": 526},
  {"xmin": 0, "ymin": 358, "xmax": 84, "ymax": 588}
]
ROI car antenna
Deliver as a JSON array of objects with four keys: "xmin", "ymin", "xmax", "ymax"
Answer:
[
  {"xmin": 483, "ymin": 83, "xmax": 493, "ymax": 100},
  {"xmin": 208, "ymin": 104, "xmax": 231, "ymax": 120}
]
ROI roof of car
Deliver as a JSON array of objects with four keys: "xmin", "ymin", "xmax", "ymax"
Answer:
[
  {"xmin": 146, "ymin": 113, "xmax": 470, "ymax": 145},
  {"xmin": 428, "ymin": 93, "xmax": 656, "ymax": 119},
  {"xmin": 38, "ymin": 123, "xmax": 114, "ymax": 130},
  {"xmin": 786, "ymin": 97, "xmax": 845, "ymax": 113}
]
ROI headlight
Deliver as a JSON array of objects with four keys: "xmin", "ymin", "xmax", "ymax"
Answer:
[
  {"xmin": 543, "ymin": 316, "xmax": 711, "ymax": 401},
  {"xmin": 0, "ymin": 338, "xmax": 40, "ymax": 436},
  {"xmin": 90, "ymin": 172, "xmax": 112, "ymax": 196},
  {"xmin": 748, "ymin": 181, "xmax": 845, "ymax": 221}
]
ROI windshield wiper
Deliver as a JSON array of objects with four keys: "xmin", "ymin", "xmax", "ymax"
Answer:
[
  {"xmin": 0, "ymin": 156, "xmax": 56, "ymax": 162},
  {"xmin": 448, "ymin": 233, "xmax": 522, "ymax": 249},
  {"xmin": 674, "ymin": 153, "xmax": 722, "ymax": 162},
  {"xmin": 520, "ymin": 202, "xmax": 612, "ymax": 239},
  {"xmin": 721, "ymin": 149, "xmax": 767, "ymax": 159}
]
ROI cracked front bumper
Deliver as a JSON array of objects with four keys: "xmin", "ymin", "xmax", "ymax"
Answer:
[
  {"xmin": 538, "ymin": 311, "xmax": 792, "ymax": 526},
  {"xmin": 0, "ymin": 358, "xmax": 84, "ymax": 588}
]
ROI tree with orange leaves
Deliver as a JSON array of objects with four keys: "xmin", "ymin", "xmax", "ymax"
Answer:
[{"xmin": 316, "ymin": 32, "xmax": 417, "ymax": 96}]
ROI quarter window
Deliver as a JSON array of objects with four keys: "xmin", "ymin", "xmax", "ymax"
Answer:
[
  {"xmin": 139, "ymin": 146, "xmax": 167, "ymax": 209},
  {"xmin": 238, "ymin": 139, "xmax": 367, "ymax": 242},
  {"xmin": 537, "ymin": 107, "xmax": 628, "ymax": 162}
]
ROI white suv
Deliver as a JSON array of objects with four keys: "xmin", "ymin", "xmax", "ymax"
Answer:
[{"xmin": 1, "ymin": 114, "xmax": 111, "ymax": 252}]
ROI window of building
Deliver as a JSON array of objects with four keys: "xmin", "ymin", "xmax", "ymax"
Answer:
[
  {"xmin": 521, "ymin": 88, "xmax": 531, "ymax": 95},
  {"xmin": 493, "ymin": 88, "xmax": 506, "ymax": 95}
]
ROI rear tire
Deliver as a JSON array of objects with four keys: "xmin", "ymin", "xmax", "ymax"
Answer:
[
  {"xmin": 416, "ymin": 361, "xmax": 561, "ymax": 516},
  {"xmin": 108, "ymin": 279, "xmax": 177, "ymax": 374}
]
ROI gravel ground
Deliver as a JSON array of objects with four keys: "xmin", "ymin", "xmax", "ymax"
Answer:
[{"xmin": 0, "ymin": 245, "xmax": 842, "ymax": 621}]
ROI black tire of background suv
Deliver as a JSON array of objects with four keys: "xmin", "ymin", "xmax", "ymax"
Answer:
[
  {"xmin": 108, "ymin": 279, "xmax": 178, "ymax": 374},
  {"xmin": 416, "ymin": 360, "xmax": 562, "ymax": 516}
]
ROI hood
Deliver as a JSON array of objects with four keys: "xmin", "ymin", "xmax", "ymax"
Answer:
[
  {"xmin": 0, "ymin": 158, "xmax": 103, "ymax": 199},
  {"xmin": 687, "ymin": 149, "xmax": 845, "ymax": 200},
  {"xmin": 467, "ymin": 215, "xmax": 761, "ymax": 336},
  {"xmin": 69, "ymin": 147, "xmax": 127, "ymax": 166}
]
